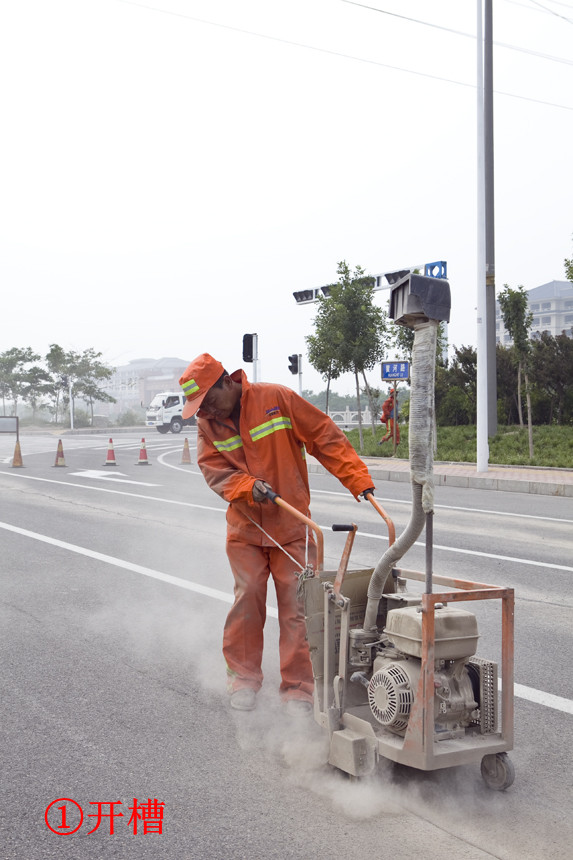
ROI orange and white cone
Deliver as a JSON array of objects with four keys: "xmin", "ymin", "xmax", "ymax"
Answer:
[
  {"xmin": 104, "ymin": 438, "xmax": 117, "ymax": 466},
  {"xmin": 11, "ymin": 440, "xmax": 24, "ymax": 468},
  {"xmin": 53, "ymin": 439, "xmax": 66, "ymax": 467},
  {"xmin": 136, "ymin": 437, "xmax": 150, "ymax": 465},
  {"xmin": 181, "ymin": 437, "xmax": 192, "ymax": 464}
]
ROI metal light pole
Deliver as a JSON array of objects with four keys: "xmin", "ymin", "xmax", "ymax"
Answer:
[
  {"xmin": 69, "ymin": 377, "xmax": 74, "ymax": 430},
  {"xmin": 476, "ymin": 0, "xmax": 488, "ymax": 472},
  {"xmin": 252, "ymin": 334, "xmax": 260, "ymax": 383},
  {"xmin": 485, "ymin": 0, "xmax": 497, "ymax": 437}
]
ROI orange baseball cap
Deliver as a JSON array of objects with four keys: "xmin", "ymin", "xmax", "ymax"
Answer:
[{"xmin": 179, "ymin": 353, "xmax": 225, "ymax": 419}]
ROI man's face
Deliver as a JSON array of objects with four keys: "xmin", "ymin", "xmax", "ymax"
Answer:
[{"xmin": 197, "ymin": 377, "xmax": 238, "ymax": 420}]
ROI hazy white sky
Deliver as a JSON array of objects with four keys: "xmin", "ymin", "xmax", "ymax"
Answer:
[{"xmin": 1, "ymin": 0, "xmax": 572, "ymax": 394}]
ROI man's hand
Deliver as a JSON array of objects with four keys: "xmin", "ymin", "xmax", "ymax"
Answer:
[
  {"xmin": 360, "ymin": 487, "xmax": 375, "ymax": 500},
  {"xmin": 252, "ymin": 480, "xmax": 273, "ymax": 503}
]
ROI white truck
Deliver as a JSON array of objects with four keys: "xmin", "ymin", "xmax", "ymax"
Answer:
[{"xmin": 145, "ymin": 391, "xmax": 195, "ymax": 434}]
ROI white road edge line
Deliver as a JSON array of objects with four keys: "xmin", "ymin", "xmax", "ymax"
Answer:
[
  {"xmin": 0, "ymin": 519, "xmax": 275, "ymax": 616},
  {"xmin": 2, "ymin": 519, "xmax": 572, "ymax": 716},
  {"xmin": 311, "ymin": 488, "xmax": 573, "ymax": 525},
  {"xmin": 2, "ymin": 470, "xmax": 572, "ymax": 572}
]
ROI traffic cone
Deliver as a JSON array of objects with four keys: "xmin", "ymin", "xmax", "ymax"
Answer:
[
  {"xmin": 136, "ymin": 437, "xmax": 150, "ymax": 465},
  {"xmin": 104, "ymin": 438, "xmax": 117, "ymax": 466},
  {"xmin": 11, "ymin": 440, "xmax": 24, "ymax": 468},
  {"xmin": 53, "ymin": 439, "xmax": 67, "ymax": 467},
  {"xmin": 181, "ymin": 437, "xmax": 192, "ymax": 464}
]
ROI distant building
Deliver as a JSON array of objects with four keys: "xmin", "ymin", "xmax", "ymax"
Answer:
[
  {"xmin": 496, "ymin": 280, "xmax": 573, "ymax": 345},
  {"xmin": 100, "ymin": 357, "xmax": 189, "ymax": 418}
]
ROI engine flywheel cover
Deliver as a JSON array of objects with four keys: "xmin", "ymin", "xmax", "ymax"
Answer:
[{"xmin": 368, "ymin": 664, "xmax": 413, "ymax": 731}]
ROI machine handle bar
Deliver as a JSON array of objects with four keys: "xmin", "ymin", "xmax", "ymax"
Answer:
[
  {"xmin": 263, "ymin": 486, "xmax": 396, "ymax": 572},
  {"xmin": 267, "ymin": 491, "xmax": 324, "ymax": 572}
]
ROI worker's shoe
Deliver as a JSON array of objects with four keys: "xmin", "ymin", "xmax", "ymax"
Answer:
[
  {"xmin": 230, "ymin": 688, "xmax": 257, "ymax": 711},
  {"xmin": 285, "ymin": 699, "xmax": 312, "ymax": 718}
]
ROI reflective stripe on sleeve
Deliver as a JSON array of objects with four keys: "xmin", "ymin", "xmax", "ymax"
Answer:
[
  {"xmin": 213, "ymin": 435, "xmax": 244, "ymax": 452},
  {"xmin": 249, "ymin": 416, "xmax": 293, "ymax": 442}
]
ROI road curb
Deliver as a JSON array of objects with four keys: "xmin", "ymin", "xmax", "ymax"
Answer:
[{"xmin": 307, "ymin": 461, "xmax": 573, "ymax": 497}]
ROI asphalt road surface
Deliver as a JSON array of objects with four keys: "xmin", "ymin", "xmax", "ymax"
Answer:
[{"xmin": 1, "ymin": 431, "xmax": 572, "ymax": 859}]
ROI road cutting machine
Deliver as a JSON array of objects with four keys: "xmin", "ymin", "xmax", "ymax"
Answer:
[{"xmin": 271, "ymin": 272, "xmax": 515, "ymax": 790}]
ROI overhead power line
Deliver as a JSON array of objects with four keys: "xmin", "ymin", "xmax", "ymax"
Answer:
[
  {"xmin": 526, "ymin": 0, "xmax": 573, "ymax": 23},
  {"xmin": 340, "ymin": 0, "xmax": 573, "ymax": 62},
  {"xmin": 115, "ymin": 0, "xmax": 573, "ymax": 111}
]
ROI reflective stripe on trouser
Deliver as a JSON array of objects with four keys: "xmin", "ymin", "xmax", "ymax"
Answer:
[
  {"xmin": 381, "ymin": 418, "xmax": 400, "ymax": 442},
  {"xmin": 223, "ymin": 537, "xmax": 316, "ymax": 702}
]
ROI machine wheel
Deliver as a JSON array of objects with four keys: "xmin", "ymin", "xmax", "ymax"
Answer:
[
  {"xmin": 480, "ymin": 753, "xmax": 515, "ymax": 791},
  {"xmin": 156, "ymin": 425, "xmax": 169, "ymax": 434},
  {"xmin": 170, "ymin": 419, "xmax": 183, "ymax": 434}
]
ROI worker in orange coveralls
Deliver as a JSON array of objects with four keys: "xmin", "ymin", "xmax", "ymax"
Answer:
[
  {"xmin": 379, "ymin": 388, "xmax": 400, "ymax": 445},
  {"xmin": 179, "ymin": 353, "xmax": 376, "ymax": 716}
]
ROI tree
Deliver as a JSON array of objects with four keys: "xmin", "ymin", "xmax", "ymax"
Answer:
[
  {"xmin": 530, "ymin": 331, "xmax": 573, "ymax": 424},
  {"xmin": 564, "ymin": 236, "xmax": 573, "ymax": 283},
  {"xmin": 495, "ymin": 344, "xmax": 518, "ymax": 425},
  {"xmin": 45, "ymin": 344, "xmax": 70, "ymax": 422},
  {"xmin": 72, "ymin": 348, "xmax": 115, "ymax": 424},
  {"xmin": 306, "ymin": 304, "xmax": 344, "ymax": 414},
  {"xmin": 435, "ymin": 345, "xmax": 476, "ymax": 426},
  {"xmin": 44, "ymin": 344, "xmax": 115, "ymax": 424},
  {"xmin": 0, "ymin": 347, "xmax": 41, "ymax": 415},
  {"xmin": 311, "ymin": 262, "xmax": 387, "ymax": 450},
  {"xmin": 498, "ymin": 284, "xmax": 534, "ymax": 457},
  {"xmin": 21, "ymin": 365, "xmax": 51, "ymax": 419}
]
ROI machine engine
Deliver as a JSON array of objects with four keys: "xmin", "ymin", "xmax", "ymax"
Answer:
[{"xmin": 361, "ymin": 605, "xmax": 498, "ymax": 738}]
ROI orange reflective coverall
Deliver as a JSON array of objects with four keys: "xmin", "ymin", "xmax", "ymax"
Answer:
[
  {"xmin": 380, "ymin": 393, "xmax": 400, "ymax": 443},
  {"xmin": 197, "ymin": 370, "xmax": 375, "ymax": 702}
]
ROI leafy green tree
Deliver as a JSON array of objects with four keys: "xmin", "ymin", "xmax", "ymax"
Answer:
[
  {"xmin": 21, "ymin": 364, "xmax": 51, "ymax": 419},
  {"xmin": 0, "ymin": 347, "xmax": 41, "ymax": 415},
  {"xmin": 44, "ymin": 344, "xmax": 115, "ymax": 425},
  {"xmin": 72, "ymin": 348, "xmax": 115, "ymax": 424},
  {"xmin": 435, "ymin": 345, "xmax": 476, "ymax": 425},
  {"xmin": 495, "ymin": 344, "xmax": 518, "ymax": 425},
  {"xmin": 309, "ymin": 261, "xmax": 387, "ymax": 450},
  {"xmin": 530, "ymin": 331, "xmax": 573, "ymax": 424},
  {"xmin": 45, "ymin": 344, "xmax": 70, "ymax": 422},
  {"xmin": 363, "ymin": 385, "xmax": 383, "ymax": 423},
  {"xmin": 564, "ymin": 236, "xmax": 573, "ymax": 283},
  {"xmin": 306, "ymin": 303, "xmax": 344, "ymax": 413},
  {"xmin": 498, "ymin": 284, "xmax": 534, "ymax": 456}
]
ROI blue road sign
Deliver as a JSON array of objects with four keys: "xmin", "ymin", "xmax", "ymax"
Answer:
[{"xmin": 382, "ymin": 361, "xmax": 410, "ymax": 380}]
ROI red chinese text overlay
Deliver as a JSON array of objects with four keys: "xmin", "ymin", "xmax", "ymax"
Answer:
[{"xmin": 44, "ymin": 798, "xmax": 165, "ymax": 835}]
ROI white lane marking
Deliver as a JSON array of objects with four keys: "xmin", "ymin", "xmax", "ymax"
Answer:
[
  {"xmin": 0, "ymin": 471, "xmax": 223, "ymax": 510},
  {"xmin": 354, "ymin": 530, "xmax": 573, "ymax": 573},
  {"xmin": 2, "ymin": 452, "xmax": 570, "ymax": 523},
  {"xmin": 0, "ymin": 520, "xmax": 277, "ymax": 619},
  {"xmin": 68, "ymin": 469, "xmax": 160, "ymax": 486},
  {"xmin": 2, "ymin": 519, "xmax": 571, "ymax": 713},
  {"xmin": 1, "ymin": 470, "xmax": 572, "ymax": 573},
  {"xmin": 93, "ymin": 443, "xmax": 181, "ymax": 452},
  {"xmin": 157, "ymin": 449, "xmax": 200, "ymax": 473},
  {"xmin": 512, "ymin": 682, "xmax": 573, "ymax": 715},
  {"xmin": 311, "ymin": 488, "xmax": 573, "ymax": 525}
]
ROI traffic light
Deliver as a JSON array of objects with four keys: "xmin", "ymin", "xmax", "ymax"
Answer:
[
  {"xmin": 288, "ymin": 354, "xmax": 299, "ymax": 375},
  {"xmin": 293, "ymin": 289, "xmax": 316, "ymax": 304},
  {"xmin": 383, "ymin": 269, "xmax": 410, "ymax": 285},
  {"xmin": 243, "ymin": 333, "xmax": 254, "ymax": 362}
]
